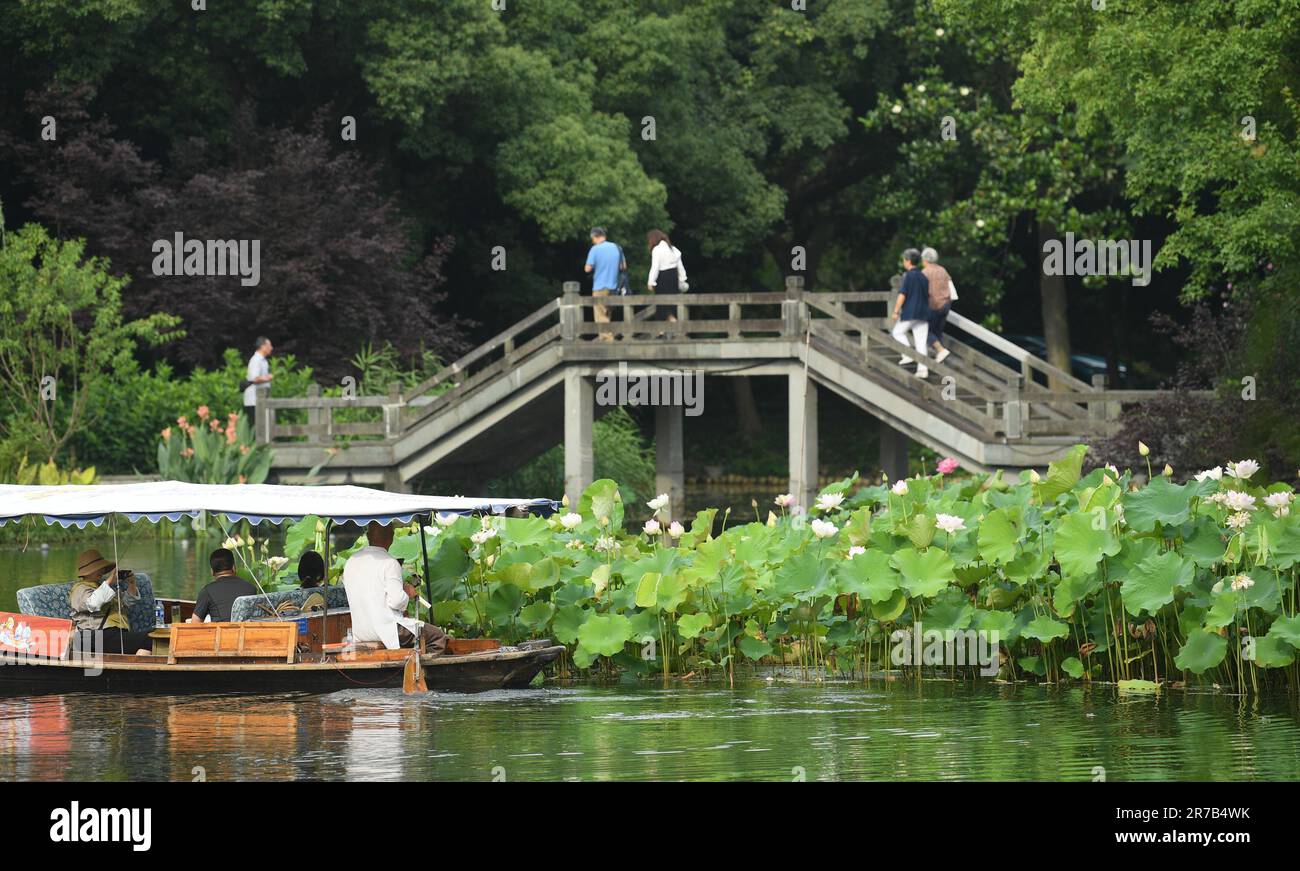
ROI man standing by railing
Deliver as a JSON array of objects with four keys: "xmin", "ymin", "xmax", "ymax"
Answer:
[
  {"xmin": 584, "ymin": 227, "xmax": 625, "ymax": 342},
  {"xmin": 243, "ymin": 336, "xmax": 274, "ymax": 426}
]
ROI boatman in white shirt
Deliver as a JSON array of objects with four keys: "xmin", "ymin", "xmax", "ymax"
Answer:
[
  {"xmin": 243, "ymin": 336, "xmax": 274, "ymax": 427},
  {"xmin": 342, "ymin": 522, "xmax": 448, "ymax": 654}
]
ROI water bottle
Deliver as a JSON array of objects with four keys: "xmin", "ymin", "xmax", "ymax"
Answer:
[
  {"xmin": 154, "ymin": 601, "xmax": 166, "ymax": 627},
  {"xmin": 343, "ymin": 627, "xmax": 355, "ymax": 657}
]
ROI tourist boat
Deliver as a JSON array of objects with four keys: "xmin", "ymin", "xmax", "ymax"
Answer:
[{"xmin": 0, "ymin": 481, "xmax": 563, "ymax": 695}]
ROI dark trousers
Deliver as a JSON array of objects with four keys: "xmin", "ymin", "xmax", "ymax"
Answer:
[
  {"xmin": 649, "ymin": 269, "xmax": 679, "ymax": 321},
  {"xmin": 927, "ymin": 302, "xmax": 952, "ymax": 345},
  {"xmin": 245, "ymin": 404, "xmax": 256, "ymax": 427},
  {"xmin": 397, "ymin": 623, "xmax": 449, "ymax": 655},
  {"xmin": 74, "ymin": 628, "xmax": 155, "ymax": 656}
]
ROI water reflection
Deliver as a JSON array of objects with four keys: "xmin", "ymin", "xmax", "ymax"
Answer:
[{"xmin": 1, "ymin": 680, "xmax": 1295, "ymax": 782}]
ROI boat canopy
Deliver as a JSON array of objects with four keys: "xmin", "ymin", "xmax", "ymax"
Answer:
[{"xmin": 0, "ymin": 481, "xmax": 557, "ymax": 529}]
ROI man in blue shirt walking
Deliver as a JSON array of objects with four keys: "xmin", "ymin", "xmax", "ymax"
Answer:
[
  {"xmin": 584, "ymin": 227, "xmax": 625, "ymax": 342},
  {"xmin": 891, "ymin": 248, "xmax": 931, "ymax": 379}
]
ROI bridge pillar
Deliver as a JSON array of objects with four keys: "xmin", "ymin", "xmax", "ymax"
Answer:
[
  {"xmin": 564, "ymin": 369, "xmax": 593, "ymax": 507},
  {"xmin": 879, "ymin": 421, "xmax": 910, "ymax": 482},
  {"xmin": 655, "ymin": 404, "xmax": 685, "ymax": 521},
  {"xmin": 788, "ymin": 369, "xmax": 819, "ymax": 510}
]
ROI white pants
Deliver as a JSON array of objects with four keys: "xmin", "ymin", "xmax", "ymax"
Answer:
[{"xmin": 892, "ymin": 319, "xmax": 930, "ymax": 377}]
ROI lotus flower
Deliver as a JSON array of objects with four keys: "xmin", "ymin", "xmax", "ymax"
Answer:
[
  {"xmin": 1230, "ymin": 574, "xmax": 1255, "ymax": 592},
  {"xmin": 774, "ymin": 493, "xmax": 796, "ymax": 508},
  {"xmin": 668, "ymin": 521, "xmax": 685, "ymax": 538},
  {"xmin": 810, "ymin": 519, "xmax": 838, "ymax": 539},
  {"xmin": 471, "ymin": 527, "xmax": 497, "ymax": 545},
  {"xmin": 1223, "ymin": 491, "xmax": 1256, "ymax": 512},
  {"xmin": 937, "ymin": 457, "xmax": 959, "ymax": 474},
  {"xmin": 647, "ymin": 493, "xmax": 670, "ymax": 513},
  {"xmin": 558, "ymin": 512, "xmax": 582, "ymax": 530},
  {"xmin": 266, "ymin": 556, "xmax": 288, "ymax": 573},
  {"xmin": 422, "ymin": 525, "xmax": 440, "ymax": 537},
  {"xmin": 1227, "ymin": 459, "xmax": 1260, "ymax": 480},
  {"xmin": 1138, "ymin": 441, "xmax": 1150, "ymax": 457},
  {"xmin": 1264, "ymin": 492, "xmax": 1294, "ymax": 517},
  {"xmin": 847, "ymin": 545, "xmax": 866, "ymax": 558},
  {"xmin": 644, "ymin": 518, "xmax": 662, "ymax": 536},
  {"xmin": 891, "ymin": 480, "xmax": 909, "ymax": 496},
  {"xmin": 1194, "ymin": 466, "xmax": 1223, "ymax": 482},
  {"xmin": 1226, "ymin": 512, "xmax": 1252, "ymax": 531},
  {"xmin": 436, "ymin": 512, "xmax": 458, "ymax": 526},
  {"xmin": 935, "ymin": 513, "xmax": 966, "ymax": 534},
  {"xmin": 815, "ymin": 492, "xmax": 845, "ymax": 512},
  {"xmin": 222, "ymin": 536, "xmax": 239, "ymax": 550}
]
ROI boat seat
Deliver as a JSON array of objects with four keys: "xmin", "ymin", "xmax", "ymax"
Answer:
[
  {"xmin": 229, "ymin": 586, "xmax": 348, "ymax": 623},
  {"xmin": 16, "ymin": 572, "xmax": 158, "ymax": 635}
]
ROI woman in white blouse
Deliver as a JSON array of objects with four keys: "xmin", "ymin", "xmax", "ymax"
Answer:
[{"xmin": 646, "ymin": 229, "xmax": 687, "ymax": 321}]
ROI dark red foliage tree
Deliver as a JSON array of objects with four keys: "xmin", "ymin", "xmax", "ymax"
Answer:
[{"xmin": 5, "ymin": 87, "xmax": 467, "ymax": 381}]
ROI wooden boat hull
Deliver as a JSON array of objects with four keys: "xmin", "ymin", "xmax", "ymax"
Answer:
[{"xmin": 0, "ymin": 645, "xmax": 564, "ymax": 695}]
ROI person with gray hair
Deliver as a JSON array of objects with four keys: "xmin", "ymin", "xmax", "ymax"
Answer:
[
  {"xmin": 921, "ymin": 247, "xmax": 955, "ymax": 364},
  {"xmin": 891, "ymin": 248, "xmax": 931, "ymax": 379}
]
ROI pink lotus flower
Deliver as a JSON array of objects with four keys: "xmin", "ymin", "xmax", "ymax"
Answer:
[{"xmin": 937, "ymin": 457, "xmax": 959, "ymax": 475}]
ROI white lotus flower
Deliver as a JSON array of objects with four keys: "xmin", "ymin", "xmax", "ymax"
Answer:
[
  {"xmin": 847, "ymin": 545, "xmax": 866, "ymax": 558},
  {"xmin": 594, "ymin": 535, "xmax": 618, "ymax": 553},
  {"xmin": 668, "ymin": 521, "xmax": 685, "ymax": 538},
  {"xmin": 1264, "ymin": 492, "xmax": 1294, "ymax": 517},
  {"xmin": 222, "ymin": 536, "xmax": 239, "ymax": 550},
  {"xmin": 1226, "ymin": 512, "xmax": 1252, "ymax": 531},
  {"xmin": 644, "ymin": 519, "xmax": 662, "ymax": 536},
  {"xmin": 471, "ymin": 527, "xmax": 497, "ymax": 545},
  {"xmin": 266, "ymin": 556, "xmax": 288, "ymax": 572},
  {"xmin": 1194, "ymin": 466, "xmax": 1223, "ymax": 482},
  {"xmin": 558, "ymin": 512, "xmax": 582, "ymax": 530},
  {"xmin": 1230, "ymin": 574, "xmax": 1255, "ymax": 592},
  {"xmin": 422, "ymin": 525, "xmax": 440, "ymax": 537},
  {"xmin": 935, "ymin": 513, "xmax": 966, "ymax": 534},
  {"xmin": 891, "ymin": 480, "xmax": 909, "ymax": 496},
  {"xmin": 647, "ymin": 493, "xmax": 670, "ymax": 513},
  {"xmin": 436, "ymin": 512, "xmax": 458, "ymax": 527},
  {"xmin": 810, "ymin": 519, "xmax": 838, "ymax": 539},
  {"xmin": 774, "ymin": 493, "xmax": 796, "ymax": 508},
  {"xmin": 1227, "ymin": 459, "xmax": 1260, "ymax": 480},
  {"xmin": 1223, "ymin": 491, "xmax": 1256, "ymax": 512},
  {"xmin": 815, "ymin": 492, "xmax": 845, "ymax": 512}
]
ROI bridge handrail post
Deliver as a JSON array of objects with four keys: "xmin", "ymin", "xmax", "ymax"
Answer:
[
  {"xmin": 1088, "ymin": 374, "xmax": 1107, "ymax": 423},
  {"xmin": 728, "ymin": 302, "xmax": 741, "ymax": 339},
  {"xmin": 255, "ymin": 384, "xmax": 274, "ymax": 445},
  {"xmin": 560, "ymin": 281, "xmax": 581, "ymax": 342},
  {"xmin": 783, "ymin": 275, "xmax": 806, "ymax": 338},
  {"xmin": 1003, "ymin": 374, "xmax": 1023, "ymax": 439},
  {"xmin": 305, "ymin": 383, "xmax": 324, "ymax": 444},
  {"xmin": 383, "ymin": 381, "xmax": 405, "ymax": 439}
]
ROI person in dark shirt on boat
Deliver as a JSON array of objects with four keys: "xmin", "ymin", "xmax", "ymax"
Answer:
[
  {"xmin": 69, "ymin": 548, "xmax": 154, "ymax": 655},
  {"xmin": 188, "ymin": 548, "xmax": 258, "ymax": 623}
]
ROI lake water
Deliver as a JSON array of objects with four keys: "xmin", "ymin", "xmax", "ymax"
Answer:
[{"xmin": 2, "ymin": 541, "xmax": 1299, "ymax": 782}]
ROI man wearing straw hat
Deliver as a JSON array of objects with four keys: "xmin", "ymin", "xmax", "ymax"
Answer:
[{"xmin": 68, "ymin": 548, "xmax": 153, "ymax": 656}]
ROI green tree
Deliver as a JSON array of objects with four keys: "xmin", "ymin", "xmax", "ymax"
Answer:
[{"xmin": 0, "ymin": 207, "xmax": 180, "ymax": 462}]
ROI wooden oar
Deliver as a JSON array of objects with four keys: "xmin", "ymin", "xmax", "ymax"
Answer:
[{"xmin": 402, "ymin": 623, "xmax": 428, "ymax": 693}]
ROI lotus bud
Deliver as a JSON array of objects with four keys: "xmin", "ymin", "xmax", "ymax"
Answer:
[
  {"xmin": 1138, "ymin": 441, "xmax": 1150, "ymax": 457},
  {"xmin": 1029, "ymin": 470, "xmax": 1041, "ymax": 483},
  {"xmin": 1162, "ymin": 464, "xmax": 1173, "ymax": 477}
]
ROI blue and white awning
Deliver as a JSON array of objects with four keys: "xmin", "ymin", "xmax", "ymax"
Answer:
[{"xmin": 0, "ymin": 482, "xmax": 557, "ymax": 529}]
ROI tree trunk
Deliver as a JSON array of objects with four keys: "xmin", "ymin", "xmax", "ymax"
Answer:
[
  {"xmin": 1037, "ymin": 219, "xmax": 1072, "ymax": 387},
  {"xmin": 731, "ymin": 378, "xmax": 764, "ymax": 444}
]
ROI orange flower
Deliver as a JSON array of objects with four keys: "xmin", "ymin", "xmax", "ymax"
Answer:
[
  {"xmin": 181, "ymin": 447, "xmax": 194, "ymax": 458},
  {"xmin": 197, "ymin": 405, "xmax": 210, "ymax": 420},
  {"xmin": 225, "ymin": 425, "xmax": 237, "ymax": 445},
  {"xmin": 209, "ymin": 418, "xmax": 221, "ymax": 431},
  {"xmin": 239, "ymin": 444, "xmax": 250, "ymax": 455},
  {"xmin": 177, "ymin": 415, "xmax": 189, "ymax": 427}
]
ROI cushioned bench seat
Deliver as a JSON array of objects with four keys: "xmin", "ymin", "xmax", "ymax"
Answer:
[
  {"xmin": 229, "ymin": 585, "xmax": 348, "ymax": 623},
  {"xmin": 17, "ymin": 573, "xmax": 158, "ymax": 635}
]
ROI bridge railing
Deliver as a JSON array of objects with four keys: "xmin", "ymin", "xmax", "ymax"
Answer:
[{"xmin": 259, "ymin": 278, "xmax": 1210, "ymax": 448}]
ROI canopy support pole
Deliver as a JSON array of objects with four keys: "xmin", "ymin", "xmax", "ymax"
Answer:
[{"xmin": 419, "ymin": 515, "xmax": 433, "ymax": 625}]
